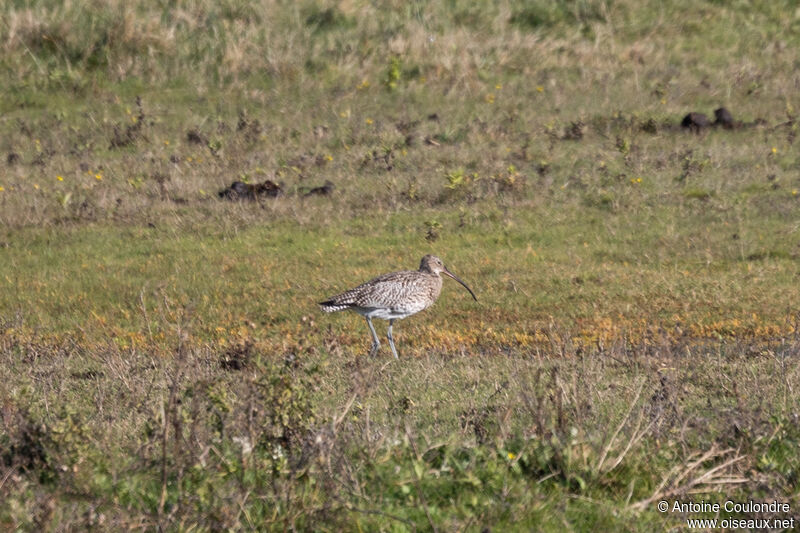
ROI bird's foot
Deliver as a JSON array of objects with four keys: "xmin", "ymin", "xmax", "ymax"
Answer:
[{"xmin": 369, "ymin": 342, "xmax": 380, "ymax": 357}]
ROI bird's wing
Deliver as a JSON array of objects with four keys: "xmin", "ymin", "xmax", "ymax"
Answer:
[{"xmin": 322, "ymin": 270, "xmax": 420, "ymax": 308}]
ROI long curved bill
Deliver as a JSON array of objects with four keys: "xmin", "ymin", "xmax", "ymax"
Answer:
[{"xmin": 442, "ymin": 267, "xmax": 478, "ymax": 301}]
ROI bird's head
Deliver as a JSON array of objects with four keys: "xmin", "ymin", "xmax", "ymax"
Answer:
[{"xmin": 419, "ymin": 255, "xmax": 477, "ymax": 301}]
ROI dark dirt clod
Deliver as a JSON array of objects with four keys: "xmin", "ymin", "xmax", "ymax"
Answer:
[
  {"xmin": 110, "ymin": 97, "xmax": 146, "ymax": 149},
  {"xmin": 32, "ymin": 149, "xmax": 54, "ymax": 167},
  {"xmin": 536, "ymin": 162, "xmax": 549, "ymax": 176},
  {"xmin": 70, "ymin": 370, "xmax": 104, "ymax": 380},
  {"xmin": 220, "ymin": 342, "xmax": 253, "ymax": 371},
  {"xmin": 236, "ymin": 110, "xmax": 249, "ymax": 132},
  {"xmin": 153, "ymin": 172, "xmax": 171, "ymax": 200},
  {"xmin": 1, "ymin": 408, "xmax": 52, "ymax": 473},
  {"xmin": 562, "ymin": 120, "xmax": 585, "ymax": 140},
  {"xmin": 303, "ymin": 180, "xmax": 335, "ymax": 197},
  {"xmin": 216, "ymin": 121, "xmax": 231, "ymax": 134},
  {"xmin": 288, "ymin": 153, "xmax": 328, "ymax": 168},
  {"xmin": 218, "ymin": 180, "xmax": 283, "ymax": 200},
  {"xmin": 6, "ymin": 152, "xmax": 20, "ymax": 165},
  {"xmin": 681, "ymin": 112, "xmax": 710, "ymax": 133},
  {"xmin": 713, "ymin": 107, "xmax": 736, "ymax": 129},
  {"xmin": 237, "ymin": 113, "xmax": 262, "ymax": 141},
  {"xmin": 360, "ymin": 149, "xmax": 395, "ymax": 171},
  {"xmin": 186, "ymin": 130, "xmax": 206, "ymax": 145},
  {"xmin": 640, "ymin": 118, "xmax": 659, "ymax": 134},
  {"xmin": 394, "ymin": 120, "xmax": 419, "ymax": 134},
  {"xmin": 425, "ymin": 225, "xmax": 439, "ymax": 242},
  {"xmin": 287, "ymin": 153, "xmax": 311, "ymax": 168}
]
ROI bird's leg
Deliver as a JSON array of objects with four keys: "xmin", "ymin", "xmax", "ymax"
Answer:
[
  {"xmin": 387, "ymin": 319, "xmax": 399, "ymax": 360},
  {"xmin": 365, "ymin": 317, "xmax": 381, "ymax": 357}
]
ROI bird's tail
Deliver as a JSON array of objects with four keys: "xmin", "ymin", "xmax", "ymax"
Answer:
[{"xmin": 318, "ymin": 300, "xmax": 351, "ymax": 313}]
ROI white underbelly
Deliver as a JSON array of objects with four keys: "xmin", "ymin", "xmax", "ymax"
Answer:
[{"xmin": 354, "ymin": 301, "xmax": 430, "ymax": 320}]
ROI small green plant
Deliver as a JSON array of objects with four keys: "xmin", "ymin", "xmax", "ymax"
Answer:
[
  {"xmin": 384, "ymin": 56, "xmax": 402, "ymax": 91},
  {"xmin": 683, "ymin": 187, "xmax": 712, "ymax": 200},
  {"xmin": 56, "ymin": 191, "xmax": 72, "ymax": 209},
  {"xmin": 615, "ymin": 136, "xmax": 631, "ymax": 156},
  {"xmin": 491, "ymin": 164, "xmax": 524, "ymax": 192},
  {"xmin": 404, "ymin": 179, "xmax": 420, "ymax": 201},
  {"xmin": 445, "ymin": 168, "xmax": 468, "ymax": 190},
  {"xmin": 128, "ymin": 176, "xmax": 145, "ymax": 190},
  {"xmin": 679, "ymin": 150, "xmax": 711, "ymax": 181},
  {"xmin": 584, "ymin": 190, "xmax": 616, "ymax": 210},
  {"xmin": 424, "ymin": 219, "xmax": 442, "ymax": 242}
]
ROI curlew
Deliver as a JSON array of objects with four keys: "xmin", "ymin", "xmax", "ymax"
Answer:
[{"xmin": 319, "ymin": 255, "xmax": 477, "ymax": 359}]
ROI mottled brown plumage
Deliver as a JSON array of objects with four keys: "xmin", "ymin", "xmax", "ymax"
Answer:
[{"xmin": 319, "ymin": 255, "xmax": 477, "ymax": 358}]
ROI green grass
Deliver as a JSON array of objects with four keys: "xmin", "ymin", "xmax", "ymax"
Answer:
[{"xmin": 2, "ymin": 0, "xmax": 800, "ymax": 530}]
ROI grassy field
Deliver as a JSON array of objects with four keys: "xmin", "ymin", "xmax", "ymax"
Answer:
[{"xmin": 2, "ymin": 0, "xmax": 800, "ymax": 530}]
